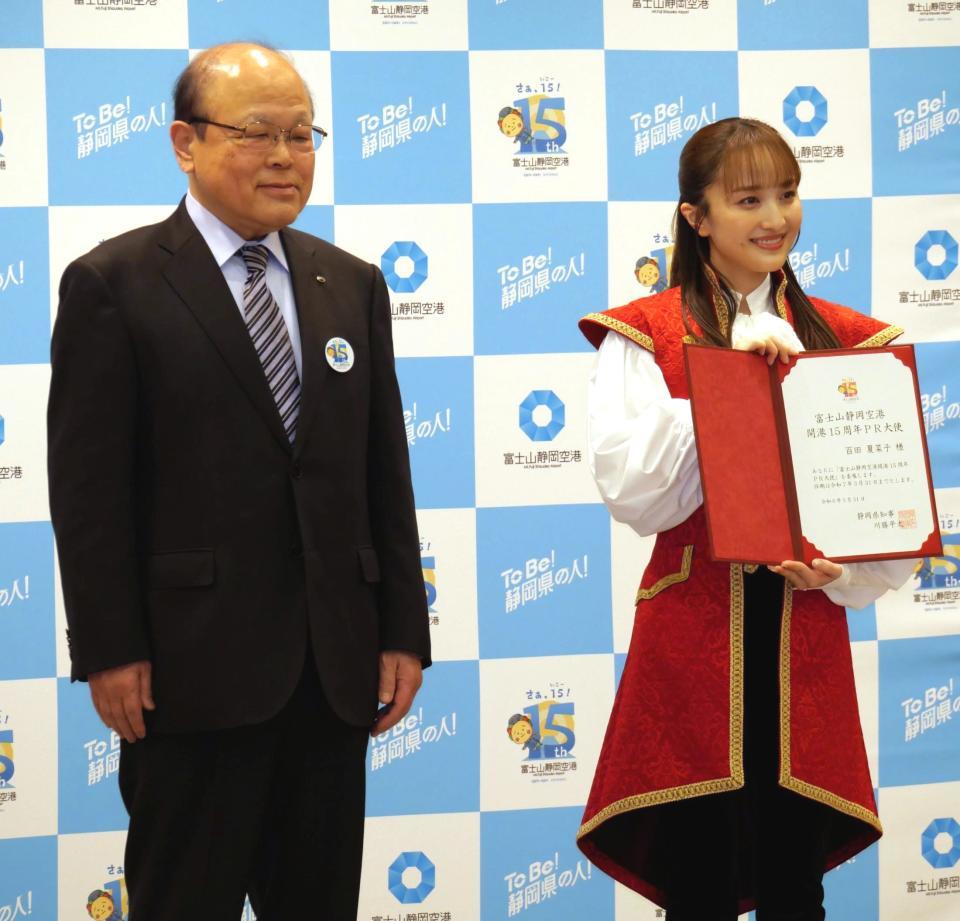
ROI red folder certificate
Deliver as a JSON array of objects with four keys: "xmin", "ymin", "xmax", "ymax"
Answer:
[{"xmin": 684, "ymin": 343, "xmax": 942, "ymax": 565}]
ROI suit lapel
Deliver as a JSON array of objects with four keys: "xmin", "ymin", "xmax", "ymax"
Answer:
[
  {"xmin": 159, "ymin": 202, "xmax": 291, "ymax": 452},
  {"xmin": 281, "ymin": 227, "xmax": 333, "ymax": 457}
]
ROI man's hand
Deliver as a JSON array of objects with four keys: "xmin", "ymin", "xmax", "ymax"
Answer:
[
  {"xmin": 88, "ymin": 660, "xmax": 155, "ymax": 743},
  {"xmin": 371, "ymin": 650, "xmax": 423, "ymax": 736},
  {"xmin": 768, "ymin": 558, "xmax": 843, "ymax": 591},
  {"xmin": 733, "ymin": 335, "xmax": 798, "ymax": 366}
]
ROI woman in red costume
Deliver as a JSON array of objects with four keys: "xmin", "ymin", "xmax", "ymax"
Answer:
[{"xmin": 577, "ymin": 117, "xmax": 917, "ymax": 920}]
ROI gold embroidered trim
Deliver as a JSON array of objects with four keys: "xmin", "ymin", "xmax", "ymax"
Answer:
[
  {"xmin": 576, "ymin": 558, "xmax": 746, "ymax": 841},
  {"xmin": 855, "ymin": 325, "xmax": 904, "ymax": 349},
  {"xmin": 582, "ymin": 313, "xmax": 655, "ymax": 353},
  {"xmin": 781, "ymin": 776, "xmax": 884, "ymax": 832},
  {"xmin": 703, "ymin": 264, "xmax": 729, "ymax": 338},
  {"xmin": 744, "ymin": 563, "xmax": 759, "ymax": 574},
  {"xmin": 682, "ymin": 334, "xmax": 698, "ymax": 345},
  {"xmin": 778, "ymin": 582, "xmax": 794, "ymax": 787},
  {"xmin": 777, "ymin": 584, "xmax": 883, "ymax": 834},
  {"xmin": 635, "ymin": 544, "xmax": 693, "ymax": 602},
  {"xmin": 577, "ymin": 774, "xmax": 742, "ymax": 839},
  {"xmin": 773, "ymin": 271, "xmax": 789, "ymax": 320},
  {"xmin": 729, "ymin": 563, "xmax": 746, "ymax": 787}
]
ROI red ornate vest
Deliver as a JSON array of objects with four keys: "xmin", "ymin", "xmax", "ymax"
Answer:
[{"xmin": 575, "ymin": 272, "xmax": 902, "ymax": 911}]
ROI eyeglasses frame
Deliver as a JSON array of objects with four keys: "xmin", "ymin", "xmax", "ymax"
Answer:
[{"xmin": 188, "ymin": 117, "xmax": 328, "ymax": 151}]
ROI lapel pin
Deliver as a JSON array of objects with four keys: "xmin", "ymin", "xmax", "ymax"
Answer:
[
  {"xmin": 315, "ymin": 274, "xmax": 326, "ymax": 285},
  {"xmin": 325, "ymin": 337, "xmax": 354, "ymax": 373}
]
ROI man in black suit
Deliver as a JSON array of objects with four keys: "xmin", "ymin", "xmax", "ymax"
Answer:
[{"xmin": 48, "ymin": 42, "xmax": 430, "ymax": 920}]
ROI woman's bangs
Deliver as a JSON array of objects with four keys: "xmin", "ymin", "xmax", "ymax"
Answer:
[{"xmin": 716, "ymin": 137, "xmax": 800, "ymax": 193}]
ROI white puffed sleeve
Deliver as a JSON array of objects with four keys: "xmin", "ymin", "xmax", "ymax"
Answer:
[
  {"xmin": 587, "ymin": 331, "xmax": 703, "ymax": 536},
  {"xmin": 822, "ymin": 556, "xmax": 920, "ymax": 610}
]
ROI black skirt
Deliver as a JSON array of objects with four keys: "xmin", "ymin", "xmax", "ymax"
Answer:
[{"xmin": 658, "ymin": 566, "xmax": 834, "ymax": 920}]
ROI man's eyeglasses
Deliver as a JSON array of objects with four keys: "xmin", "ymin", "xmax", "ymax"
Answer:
[{"xmin": 189, "ymin": 118, "xmax": 328, "ymax": 152}]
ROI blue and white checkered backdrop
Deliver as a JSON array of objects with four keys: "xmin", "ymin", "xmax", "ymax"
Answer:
[{"xmin": 1, "ymin": 2, "xmax": 959, "ymax": 919}]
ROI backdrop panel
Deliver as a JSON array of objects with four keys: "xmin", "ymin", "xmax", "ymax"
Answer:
[{"xmin": 1, "ymin": 2, "xmax": 958, "ymax": 919}]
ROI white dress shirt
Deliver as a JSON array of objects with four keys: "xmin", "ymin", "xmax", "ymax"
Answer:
[
  {"xmin": 185, "ymin": 191, "xmax": 303, "ymax": 377},
  {"xmin": 588, "ymin": 276, "xmax": 917, "ymax": 609}
]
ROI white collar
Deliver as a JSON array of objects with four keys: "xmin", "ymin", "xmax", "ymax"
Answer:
[
  {"xmin": 185, "ymin": 191, "xmax": 289, "ymax": 272},
  {"xmin": 731, "ymin": 273, "xmax": 774, "ymax": 316}
]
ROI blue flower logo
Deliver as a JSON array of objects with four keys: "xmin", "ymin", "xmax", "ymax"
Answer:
[
  {"xmin": 519, "ymin": 390, "xmax": 565, "ymax": 442},
  {"xmin": 388, "ymin": 851, "xmax": 436, "ymax": 904},
  {"xmin": 921, "ymin": 817, "xmax": 960, "ymax": 869},
  {"xmin": 783, "ymin": 85, "xmax": 828, "ymax": 137},
  {"xmin": 382, "ymin": 241, "xmax": 428, "ymax": 293},
  {"xmin": 914, "ymin": 229, "xmax": 958, "ymax": 281}
]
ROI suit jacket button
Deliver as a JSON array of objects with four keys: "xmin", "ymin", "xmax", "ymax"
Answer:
[{"xmin": 291, "ymin": 463, "xmax": 302, "ymax": 480}]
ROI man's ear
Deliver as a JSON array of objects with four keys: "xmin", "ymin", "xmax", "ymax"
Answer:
[
  {"xmin": 169, "ymin": 121, "xmax": 196, "ymax": 176},
  {"xmin": 679, "ymin": 202, "xmax": 708, "ymax": 237}
]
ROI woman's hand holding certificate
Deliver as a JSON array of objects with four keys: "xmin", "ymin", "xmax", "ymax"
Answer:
[
  {"xmin": 769, "ymin": 557, "xmax": 843, "ymax": 590},
  {"xmin": 733, "ymin": 333, "xmax": 798, "ymax": 366}
]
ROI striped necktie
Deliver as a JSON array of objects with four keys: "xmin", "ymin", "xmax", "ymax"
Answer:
[{"xmin": 239, "ymin": 244, "xmax": 301, "ymax": 443}]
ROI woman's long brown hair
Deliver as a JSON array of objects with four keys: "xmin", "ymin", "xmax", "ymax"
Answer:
[{"xmin": 668, "ymin": 117, "xmax": 841, "ymax": 351}]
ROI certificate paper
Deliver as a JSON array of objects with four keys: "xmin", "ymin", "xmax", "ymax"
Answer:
[
  {"xmin": 685, "ymin": 343, "xmax": 942, "ymax": 565},
  {"xmin": 779, "ymin": 350, "xmax": 936, "ymax": 559}
]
